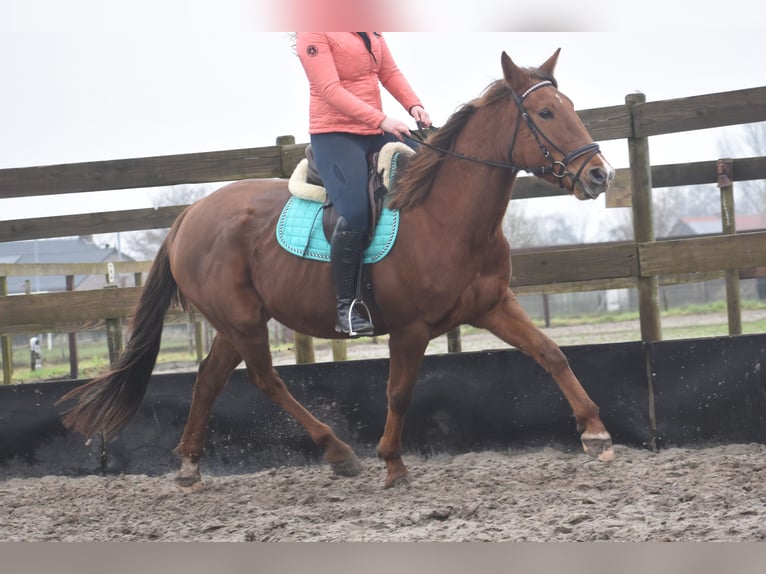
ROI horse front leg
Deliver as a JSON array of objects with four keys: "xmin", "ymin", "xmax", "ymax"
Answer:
[
  {"xmin": 174, "ymin": 335, "xmax": 242, "ymax": 492},
  {"xmin": 474, "ymin": 288, "xmax": 615, "ymax": 462},
  {"xmin": 377, "ymin": 329, "xmax": 430, "ymax": 488}
]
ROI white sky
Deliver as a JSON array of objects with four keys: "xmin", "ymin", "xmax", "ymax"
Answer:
[{"xmin": 1, "ymin": 1, "xmax": 765, "ymax": 240}]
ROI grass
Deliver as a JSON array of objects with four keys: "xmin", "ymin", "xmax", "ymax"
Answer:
[
  {"xmin": 4, "ymin": 301, "xmax": 766, "ymax": 384},
  {"xmin": 533, "ymin": 300, "xmax": 766, "ymax": 328},
  {"xmin": 663, "ymin": 319, "xmax": 766, "ymax": 341},
  {"xmin": 5, "ymin": 331, "xmax": 200, "ymax": 385}
]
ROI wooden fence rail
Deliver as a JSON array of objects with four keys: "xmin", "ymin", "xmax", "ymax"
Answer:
[
  {"xmin": 1, "ymin": 86, "xmax": 764, "ymax": 201},
  {"xmin": 3, "ymin": 155, "xmax": 766, "ymax": 243},
  {"xmin": 2, "ymin": 229, "xmax": 765, "ymax": 335},
  {"xmin": 1, "ymin": 86, "xmax": 766, "ymax": 382},
  {"xmin": 2, "ymin": 87, "xmax": 763, "ymax": 203}
]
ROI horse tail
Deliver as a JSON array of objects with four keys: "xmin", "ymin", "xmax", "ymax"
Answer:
[{"xmin": 58, "ymin": 231, "xmax": 188, "ymax": 440}]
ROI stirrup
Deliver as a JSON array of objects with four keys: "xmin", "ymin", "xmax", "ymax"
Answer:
[{"xmin": 347, "ymin": 298, "xmax": 374, "ymax": 337}]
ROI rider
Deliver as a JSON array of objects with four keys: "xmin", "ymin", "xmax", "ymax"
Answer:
[{"xmin": 296, "ymin": 32, "xmax": 431, "ymax": 337}]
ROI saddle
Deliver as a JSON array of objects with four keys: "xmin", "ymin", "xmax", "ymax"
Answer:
[
  {"xmin": 282, "ymin": 142, "xmax": 414, "ymax": 323},
  {"xmin": 291, "ymin": 142, "xmax": 414, "ymax": 246}
]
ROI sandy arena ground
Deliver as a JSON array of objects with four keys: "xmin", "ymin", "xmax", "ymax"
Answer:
[
  {"xmin": 3, "ymin": 310, "xmax": 765, "ymax": 542},
  {"xmin": 2, "ymin": 443, "xmax": 765, "ymax": 542}
]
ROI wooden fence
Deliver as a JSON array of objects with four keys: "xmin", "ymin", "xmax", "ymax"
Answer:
[{"xmin": 2, "ymin": 87, "xmax": 766, "ymax": 383}]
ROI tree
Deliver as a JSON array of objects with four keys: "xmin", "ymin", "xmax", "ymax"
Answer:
[
  {"xmin": 607, "ymin": 122, "xmax": 766, "ymax": 242},
  {"xmin": 122, "ymin": 184, "xmax": 215, "ymax": 260},
  {"xmin": 717, "ymin": 121, "xmax": 766, "ymax": 215},
  {"xmin": 502, "ymin": 199, "xmax": 580, "ymax": 248},
  {"xmin": 502, "ymin": 200, "xmax": 540, "ymax": 247},
  {"xmin": 607, "ymin": 184, "xmax": 721, "ymax": 241}
]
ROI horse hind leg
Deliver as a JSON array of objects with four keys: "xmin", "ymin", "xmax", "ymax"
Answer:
[
  {"xmin": 475, "ymin": 289, "xmax": 615, "ymax": 462},
  {"xmin": 174, "ymin": 335, "xmax": 243, "ymax": 492},
  {"xmin": 240, "ymin": 323, "xmax": 363, "ymax": 477}
]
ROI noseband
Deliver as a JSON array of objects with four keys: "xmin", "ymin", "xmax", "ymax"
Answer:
[{"xmin": 404, "ymin": 80, "xmax": 602, "ymax": 197}]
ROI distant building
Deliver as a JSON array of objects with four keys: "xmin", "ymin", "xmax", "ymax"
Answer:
[
  {"xmin": 666, "ymin": 214, "xmax": 766, "ymax": 238},
  {"xmin": 0, "ymin": 236, "xmax": 134, "ymax": 295},
  {"xmin": 663, "ymin": 213, "xmax": 766, "ymax": 304}
]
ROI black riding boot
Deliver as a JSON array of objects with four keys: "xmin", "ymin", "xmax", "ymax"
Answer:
[{"xmin": 330, "ymin": 217, "xmax": 374, "ymax": 337}]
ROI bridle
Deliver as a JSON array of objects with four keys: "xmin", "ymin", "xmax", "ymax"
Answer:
[{"xmin": 403, "ymin": 80, "xmax": 602, "ymax": 198}]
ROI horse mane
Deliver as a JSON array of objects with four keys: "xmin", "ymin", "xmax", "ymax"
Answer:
[{"xmin": 388, "ymin": 66, "xmax": 556, "ymax": 211}]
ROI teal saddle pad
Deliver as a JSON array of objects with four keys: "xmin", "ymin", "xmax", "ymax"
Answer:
[{"xmin": 276, "ymin": 196, "xmax": 399, "ymax": 263}]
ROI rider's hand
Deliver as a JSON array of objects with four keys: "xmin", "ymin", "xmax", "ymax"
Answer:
[
  {"xmin": 409, "ymin": 105, "xmax": 432, "ymax": 128},
  {"xmin": 379, "ymin": 116, "xmax": 412, "ymax": 141}
]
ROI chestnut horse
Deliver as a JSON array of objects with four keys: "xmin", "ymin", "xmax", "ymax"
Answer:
[{"xmin": 59, "ymin": 49, "xmax": 616, "ymax": 490}]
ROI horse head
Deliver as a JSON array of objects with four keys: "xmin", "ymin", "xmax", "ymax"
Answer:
[{"xmin": 501, "ymin": 49, "xmax": 614, "ymax": 201}]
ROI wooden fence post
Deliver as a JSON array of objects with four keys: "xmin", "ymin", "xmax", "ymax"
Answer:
[
  {"xmin": 447, "ymin": 327, "xmax": 462, "ymax": 353},
  {"xmin": 294, "ymin": 333, "xmax": 315, "ymax": 364},
  {"xmin": 626, "ymin": 92, "xmax": 662, "ymax": 343},
  {"xmin": 194, "ymin": 323, "xmax": 205, "ymax": 363},
  {"xmin": 627, "ymin": 92, "xmax": 661, "ymax": 451},
  {"xmin": 332, "ymin": 339, "xmax": 347, "ymax": 361},
  {"xmin": 66, "ymin": 275, "xmax": 79, "ymax": 379},
  {"xmin": 104, "ymin": 263, "xmax": 123, "ymax": 367},
  {"xmin": 105, "ymin": 319, "xmax": 123, "ymax": 367},
  {"xmin": 718, "ymin": 158, "xmax": 742, "ymax": 335},
  {"xmin": 1, "ymin": 276, "xmax": 12, "ymax": 385}
]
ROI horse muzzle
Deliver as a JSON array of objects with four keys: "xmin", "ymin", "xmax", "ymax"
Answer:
[{"xmin": 572, "ymin": 155, "xmax": 615, "ymax": 201}]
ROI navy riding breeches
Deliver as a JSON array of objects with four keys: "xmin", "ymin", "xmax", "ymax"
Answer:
[{"xmin": 309, "ymin": 131, "xmax": 399, "ymax": 232}]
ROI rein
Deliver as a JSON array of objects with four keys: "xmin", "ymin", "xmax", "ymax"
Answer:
[{"xmin": 403, "ymin": 80, "xmax": 602, "ymax": 197}]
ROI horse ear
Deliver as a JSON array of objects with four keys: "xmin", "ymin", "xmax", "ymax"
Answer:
[
  {"xmin": 501, "ymin": 51, "xmax": 524, "ymax": 91},
  {"xmin": 538, "ymin": 48, "xmax": 561, "ymax": 77}
]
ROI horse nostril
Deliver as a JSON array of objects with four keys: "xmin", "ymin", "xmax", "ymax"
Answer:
[{"xmin": 588, "ymin": 167, "xmax": 608, "ymax": 185}]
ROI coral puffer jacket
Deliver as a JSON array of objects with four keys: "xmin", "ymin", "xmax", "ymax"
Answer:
[{"xmin": 297, "ymin": 32, "xmax": 423, "ymax": 135}]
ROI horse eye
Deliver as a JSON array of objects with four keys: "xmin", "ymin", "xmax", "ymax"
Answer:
[{"xmin": 538, "ymin": 109, "xmax": 554, "ymax": 120}]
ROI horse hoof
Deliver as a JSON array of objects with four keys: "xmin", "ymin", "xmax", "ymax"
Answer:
[
  {"xmin": 598, "ymin": 448, "xmax": 616, "ymax": 462},
  {"xmin": 175, "ymin": 458, "xmax": 203, "ymax": 493},
  {"xmin": 581, "ymin": 431, "xmax": 615, "ymax": 462},
  {"xmin": 330, "ymin": 454, "xmax": 363, "ymax": 477},
  {"xmin": 384, "ymin": 473, "xmax": 410, "ymax": 489},
  {"xmin": 175, "ymin": 474, "xmax": 204, "ymax": 493},
  {"xmin": 176, "ymin": 479, "xmax": 204, "ymax": 494}
]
